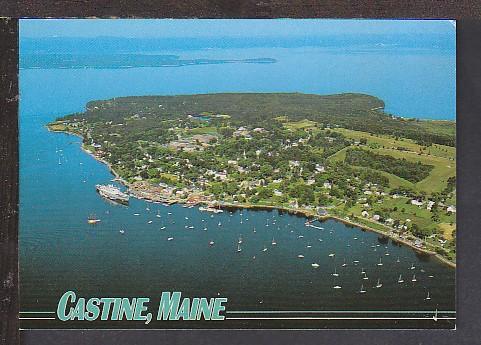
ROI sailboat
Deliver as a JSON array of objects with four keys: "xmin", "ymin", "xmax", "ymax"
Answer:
[
  {"xmin": 262, "ymin": 246, "xmax": 268, "ymax": 252},
  {"xmin": 237, "ymin": 243, "xmax": 242, "ymax": 252},
  {"xmin": 253, "ymin": 227, "xmax": 256, "ymax": 233},
  {"xmin": 425, "ymin": 291, "xmax": 431, "ymax": 301},
  {"xmin": 411, "ymin": 274, "xmax": 417, "ymax": 282},
  {"xmin": 209, "ymin": 240, "xmax": 215, "ymax": 246},
  {"xmin": 398, "ymin": 274, "xmax": 404, "ymax": 283},
  {"xmin": 328, "ymin": 253, "xmax": 335, "ymax": 257},
  {"xmin": 410, "ymin": 263, "xmax": 415, "ymax": 270},
  {"xmin": 363, "ymin": 272, "xmax": 369, "ymax": 280},
  {"xmin": 396, "ymin": 256, "xmax": 400, "ymax": 263},
  {"xmin": 298, "ymin": 254, "xmax": 305, "ymax": 259},
  {"xmin": 119, "ymin": 229, "xmax": 125, "ymax": 234},
  {"xmin": 332, "ymin": 268, "xmax": 339, "ymax": 277},
  {"xmin": 375, "ymin": 278, "xmax": 382, "ymax": 288},
  {"xmin": 377, "ymin": 258, "xmax": 383, "ymax": 266},
  {"xmin": 341, "ymin": 259, "xmax": 347, "ymax": 267},
  {"xmin": 333, "ymin": 280, "xmax": 342, "ymax": 289},
  {"xmin": 311, "ymin": 263, "xmax": 320, "ymax": 268},
  {"xmin": 167, "ymin": 237, "xmax": 174, "ymax": 241},
  {"xmin": 433, "ymin": 308, "xmax": 438, "ymax": 322},
  {"xmin": 238, "ymin": 235, "xmax": 243, "ymax": 244},
  {"xmin": 359, "ymin": 284, "xmax": 366, "ymax": 294},
  {"xmin": 271, "ymin": 237, "xmax": 277, "ymax": 245}
]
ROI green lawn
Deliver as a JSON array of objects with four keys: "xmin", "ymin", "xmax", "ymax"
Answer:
[{"xmin": 284, "ymin": 119, "xmax": 318, "ymax": 130}]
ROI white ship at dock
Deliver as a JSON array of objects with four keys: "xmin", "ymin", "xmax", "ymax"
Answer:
[{"xmin": 96, "ymin": 184, "xmax": 130, "ymax": 204}]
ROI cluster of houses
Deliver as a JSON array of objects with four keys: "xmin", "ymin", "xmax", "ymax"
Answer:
[{"xmin": 167, "ymin": 134, "xmax": 216, "ymax": 152}]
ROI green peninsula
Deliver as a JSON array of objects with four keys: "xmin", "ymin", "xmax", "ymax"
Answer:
[{"xmin": 48, "ymin": 93, "xmax": 456, "ymax": 263}]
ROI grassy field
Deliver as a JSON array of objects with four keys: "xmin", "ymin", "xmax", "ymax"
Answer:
[
  {"xmin": 188, "ymin": 126, "xmax": 218, "ymax": 135},
  {"xmin": 284, "ymin": 119, "xmax": 318, "ymax": 130},
  {"xmin": 47, "ymin": 122, "xmax": 68, "ymax": 131},
  {"xmin": 370, "ymin": 147, "xmax": 455, "ymax": 194},
  {"xmin": 327, "ymin": 128, "xmax": 455, "ymax": 194}
]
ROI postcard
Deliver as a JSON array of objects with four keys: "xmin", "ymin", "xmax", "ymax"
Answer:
[{"xmin": 18, "ymin": 19, "xmax": 456, "ymax": 330}]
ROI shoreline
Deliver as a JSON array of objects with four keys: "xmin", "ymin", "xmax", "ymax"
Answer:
[{"xmin": 48, "ymin": 126, "xmax": 456, "ymax": 269}]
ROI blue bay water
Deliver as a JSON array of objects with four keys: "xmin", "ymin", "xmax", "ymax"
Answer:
[{"xmin": 19, "ymin": 46, "xmax": 455, "ymax": 328}]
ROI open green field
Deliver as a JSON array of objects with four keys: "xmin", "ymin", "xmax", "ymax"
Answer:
[
  {"xmin": 188, "ymin": 126, "xmax": 218, "ymax": 135},
  {"xmin": 370, "ymin": 147, "xmax": 455, "ymax": 194},
  {"xmin": 327, "ymin": 128, "xmax": 455, "ymax": 195},
  {"xmin": 331, "ymin": 127, "xmax": 455, "ymax": 160},
  {"xmin": 284, "ymin": 119, "xmax": 318, "ymax": 130}
]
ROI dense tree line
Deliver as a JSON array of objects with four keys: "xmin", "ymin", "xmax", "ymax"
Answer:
[{"xmin": 345, "ymin": 148, "xmax": 433, "ymax": 183}]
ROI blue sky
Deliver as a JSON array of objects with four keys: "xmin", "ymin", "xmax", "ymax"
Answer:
[{"xmin": 20, "ymin": 19, "xmax": 455, "ymax": 38}]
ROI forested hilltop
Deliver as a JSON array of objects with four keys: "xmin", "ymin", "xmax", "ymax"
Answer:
[
  {"xmin": 63, "ymin": 93, "xmax": 455, "ymax": 147},
  {"xmin": 49, "ymin": 93, "xmax": 456, "ymax": 262}
]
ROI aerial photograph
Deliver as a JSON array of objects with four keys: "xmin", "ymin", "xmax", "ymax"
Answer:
[{"xmin": 19, "ymin": 19, "xmax": 456, "ymax": 329}]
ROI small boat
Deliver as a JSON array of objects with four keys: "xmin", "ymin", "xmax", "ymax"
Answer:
[
  {"xmin": 353, "ymin": 237, "xmax": 358, "ymax": 240},
  {"xmin": 184, "ymin": 217, "xmax": 189, "ymax": 220},
  {"xmin": 411, "ymin": 274, "xmax": 417, "ymax": 282},
  {"xmin": 433, "ymin": 309, "xmax": 438, "ymax": 322},
  {"xmin": 262, "ymin": 247, "xmax": 268, "ymax": 252},
  {"xmin": 363, "ymin": 273, "xmax": 369, "ymax": 280},
  {"xmin": 167, "ymin": 237, "xmax": 174, "ymax": 241},
  {"xmin": 272, "ymin": 237, "xmax": 277, "ymax": 245},
  {"xmin": 237, "ymin": 244, "xmax": 242, "ymax": 252},
  {"xmin": 253, "ymin": 227, "xmax": 256, "ymax": 233},
  {"xmin": 341, "ymin": 260, "xmax": 347, "ymax": 267},
  {"xmin": 375, "ymin": 278, "xmax": 382, "ymax": 288},
  {"xmin": 377, "ymin": 258, "xmax": 383, "ymax": 266},
  {"xmin": 396, "ymin": 257, "xmax": 400, "ymax": 263},
  {"xmin": 156, "ymin": 214, "xmax": 161, "ymax": 218},
  {"xmin": 398, "ymin": 274, "xmax": 404, "ymax": 283},
  {"xmin": 428, "ymin": 275, "xmax": 434, "ymax": 278},
  {"xmin": 148, "ymin": 220, "xmax": 153, "ymax": 224},
  {"xmin": 353, "ymin": 260, "xmax": 359, "ymax": 264},
  {"xmin": 298, "ymin": 235, "xmax": 304, "ymax": 239},
  {"xmin": 333, "ymin": 284, "xmax": 342, "ymax": 289},
  {"xmin": 410, "ymin": 263, "xmax": 415, "ymax": 270},
  {"xmin": 218, "ymin": 222, "xmax": 222, "ymax": 226},
  {"xmin": 119, "ymin": 229, "xmax": 125, "ymax": 234},
  {"xmin": 385, "ymin": 252, "xmax": 390, "ymax": 256},
  {"xmin": 318, "ymin": 238, "xmax": 323, "ymax": 242},
  {"xmin": 238, "ymin": 235, "xmax": 243, "ymax": 244},
  {"xmin": 188, "ymin": 226, "xmax": 194, "ymax": 229},
  {"xmin": 425, "ymin": 291, "xmax": 431, "ymax": 301},
  {"xmin": 168, "ymin": 212, "xmax": 172, "ymax": 215},
  {"xmin": 306, "ymin": 245, "xmax": 312, "ymax": 248},
  {"xmin": 328, "ymin": 253, "xmax": 335, "ymax": 257},
  {"xmin": 359, "ymin": 284, "xmax": 366, "ymax": 294},
  {"xmin": 160, "ymin": 226, "xmax": 166, "ymax": 230},
  {"xmin": 87, "ymin": 215, "xmax": 101, "ymax": 224},
  {"xmin": 298, "ymin": 254, "xmax": 305, "ymax": 259},
  {"xmin": 209, "ymin": 240, "xmax": 215, "ymax": 246},
  {"xmin": 311, "ymin": 263, "xmax": 320, "ymax": 268},
  {"xmin": 332, "ymin": 268, "xmax": 339, "ymax": 277},
  {"xmin": 203, "ymin": 227, "xmax": 207, "ymax": 231},
  {"xmin": 133, "ymin": 213, "xmax": 140, "ymax": 216}
]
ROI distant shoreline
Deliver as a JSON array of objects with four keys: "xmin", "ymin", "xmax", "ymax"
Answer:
[{"xmin": 47, "ymin": 126, "xmax": 456, "ymax": 269}]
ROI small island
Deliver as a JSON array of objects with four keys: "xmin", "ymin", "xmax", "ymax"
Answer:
[{"xmin": 48, "ymin": 92, "xmax": 456, "ymax": 265}]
